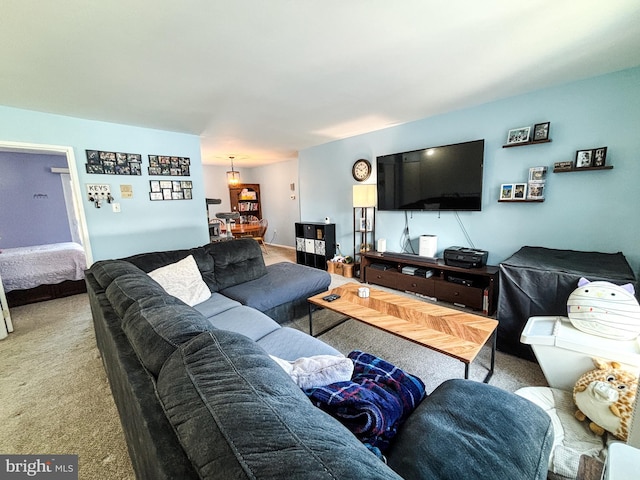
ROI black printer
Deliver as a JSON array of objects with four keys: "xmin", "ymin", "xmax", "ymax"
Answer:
[{"xmin": 443, "ymin": 246, "xmax": 488, "ymax": 269}]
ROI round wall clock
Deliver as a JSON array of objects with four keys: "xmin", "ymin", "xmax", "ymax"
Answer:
[{"xmin": 352, "ymin": 159, "xmax": 372, "ymax": 182}]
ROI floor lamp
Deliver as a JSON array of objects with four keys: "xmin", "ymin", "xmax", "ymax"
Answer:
[{"xmin": 352, "ymin": 184, "xmax": 376, "ymax": 278}]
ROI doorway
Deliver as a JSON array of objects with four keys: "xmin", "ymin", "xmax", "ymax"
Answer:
[{"xmin": 0, "ymin": 140, "xmax": 91, "ymax": 338}]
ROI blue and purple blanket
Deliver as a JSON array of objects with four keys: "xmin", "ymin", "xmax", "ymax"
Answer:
[{"xmin": 304, "ymin": 350, "xmax": 426, "ymax": 456}]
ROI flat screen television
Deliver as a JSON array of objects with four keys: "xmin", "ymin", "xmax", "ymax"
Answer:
[{"xmin": 376, "ymin": 139, "xmax": 484, "ymax": 211}]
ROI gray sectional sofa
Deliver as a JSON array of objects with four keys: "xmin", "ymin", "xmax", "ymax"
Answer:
[{"xmin": 86, "ymin": 238, "xmax": 554, "ymax": 480}]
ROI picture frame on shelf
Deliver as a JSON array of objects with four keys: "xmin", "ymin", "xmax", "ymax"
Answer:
[
  {"xmin": 554, "ymin": 161, "xmax": 573, "ymax": 171},
  {"xmin": 513, "ymin": 183, "xmax": 527, "ymax": 199},
  {"xmin": 533, "ymin": 122, "xmax": 550, "ymax": 141},
  {"xmin": 500, "ymin": 184, "xmax": 514, "ymax": 200},
  {"xmin": 527, "ymin": 182, "xmax": 545, "ymax": 200},
  {"xmin": 593, "ymin": 147, "xmax": 607, "ymax": 167},
  {"xmin": 359, "ymin": 217, "xmax": 372, "ymax": 231},
  {"xmin": 528, "ymin": 166, "xmax": 548, "ymax": 182},
  {"xmin": 575, "ymin": 149, "xmax": 593, "ymax": 168},
  {"xmin": 506, "ymin": 126, "xmax": 531, "ymax": 145}
]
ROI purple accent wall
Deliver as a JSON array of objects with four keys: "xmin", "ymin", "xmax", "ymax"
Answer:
[{"xmin": 0, "ymin": 151, "xmax": 71, "ymax": 248}]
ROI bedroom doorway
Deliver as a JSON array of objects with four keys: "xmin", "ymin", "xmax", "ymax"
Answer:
[
  {"xmin": 0, "ymin": 140, "xmax": 90, "ymax": 259},
  {"xmin": 0, "ymin": 140, "xmax": 91, "ymax": 337}
]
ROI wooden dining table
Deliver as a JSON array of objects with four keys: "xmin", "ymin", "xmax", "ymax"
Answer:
[{"xmin": 222, "ymin": 223, "xmax": 261, "ymax": 238}]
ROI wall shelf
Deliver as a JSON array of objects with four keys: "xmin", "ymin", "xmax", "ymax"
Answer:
[
  {"xmin": 553, "ymin": 165, "xmax": 613, "ymax": 173},
  {"xmin": 502, "ymin": 139, "xmax": 552, "ymax": 148},
  {"xmin": 498, "ymin": 199, "xmax": 544, "ymax": 203}
]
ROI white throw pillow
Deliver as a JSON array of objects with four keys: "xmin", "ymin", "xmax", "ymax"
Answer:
[
  {"xmin": 148, "ymin": 255, "xmax": 211, "ymax": 306},
  {"xmin": 270, "ymin": 354, "xmax": 354, "ymax": 389}
]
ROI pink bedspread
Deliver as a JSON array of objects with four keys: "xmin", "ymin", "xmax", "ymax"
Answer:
[{"xmin": 0, "ymin": 242, "xmax": 86, "ymax": 292}]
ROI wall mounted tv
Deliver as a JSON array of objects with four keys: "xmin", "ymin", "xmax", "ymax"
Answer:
[{"xmin": 376, "ymin": 139, "xmax": 484, "ymax": 211}]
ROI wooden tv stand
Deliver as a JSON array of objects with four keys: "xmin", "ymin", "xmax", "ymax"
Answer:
[{"xmin": 360, "ymin": 251, "xmax": 499, "ymax": 315}]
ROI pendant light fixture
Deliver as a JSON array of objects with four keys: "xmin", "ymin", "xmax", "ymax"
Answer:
[{"xmin": 226, "ymin": 156, "xmax": 240, "ymax": 186}]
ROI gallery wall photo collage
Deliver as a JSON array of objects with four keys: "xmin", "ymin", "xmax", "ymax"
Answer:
[{"xmin": 84, "ymin": 150, "xmax": 193, "ymax": 201}]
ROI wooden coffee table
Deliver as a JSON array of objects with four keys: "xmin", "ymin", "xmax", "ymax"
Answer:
[{"xmin": 308, "ymin": 284, "xmax": 498, "ymax": 382}]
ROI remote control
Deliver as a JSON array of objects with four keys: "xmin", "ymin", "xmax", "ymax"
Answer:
[{"xmin": 322, "ymin": 294, "xmax": 340, "ymax": 302}]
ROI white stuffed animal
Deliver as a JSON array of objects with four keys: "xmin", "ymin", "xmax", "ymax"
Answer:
[{"xmin": 567, "ymin": 277, "xmax": 640, "ymax": 340}]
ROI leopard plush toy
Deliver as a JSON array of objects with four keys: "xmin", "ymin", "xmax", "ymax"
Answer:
[{"xmin": 573, "ymin": 358, "xmax": 638, "ymax": 441}]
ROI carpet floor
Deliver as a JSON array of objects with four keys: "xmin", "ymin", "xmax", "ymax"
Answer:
[{"xmin": 0, "ymin": 244, "xmax": 546, "ymax": 479}]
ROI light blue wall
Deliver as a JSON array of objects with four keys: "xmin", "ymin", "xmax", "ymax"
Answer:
[
  {"xmin": 299, "ymin": 67, "xmax": 640, "ymax": 274},
  {"xmin": 0, "ymin": 106, "xmax": 208, "ymax": 261}
]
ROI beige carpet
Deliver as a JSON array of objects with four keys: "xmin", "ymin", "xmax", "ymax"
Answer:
[
  {"xmin": 0, "ymin": 294, "xmax": 135, "ymax": 479},
  {"xmin": 0, "ymin": 245, "xmax": 546, "ymax": 479}
]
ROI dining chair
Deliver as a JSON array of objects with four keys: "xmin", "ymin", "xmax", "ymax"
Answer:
[{"xmin": 253, "ymin": 218, "xmax": 268, "ymax": 254}]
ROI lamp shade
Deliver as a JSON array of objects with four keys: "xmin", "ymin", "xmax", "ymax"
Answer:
[
  {"xmin": 226, "ymin": 170, "xmax": 240, "ymax": 186},
  {"xmin": 226, "ymin": 156, "xmax": 241, "ymax": 186},
  {"xmin": 353, "ymin": 184, "xmax": 376, "ymax": 207}
]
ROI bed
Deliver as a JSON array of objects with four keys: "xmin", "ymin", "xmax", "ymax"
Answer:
[{"xmin": 0, "ymin": 242, "xmax": 87, "ymax": 307}]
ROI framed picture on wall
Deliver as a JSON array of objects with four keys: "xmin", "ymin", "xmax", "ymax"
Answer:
[
  {"xmin": 593, "ymin": 147, "xmax": 607, "ymax": 167},
  {"xmin": 85, "ymin": 149, "xmax": 142, "ymax": 175},
  {"xmin": 575, "ymin": 149, "xmax": 593, "ymax": 168},
  {"xmin": 506, "ymin": 127, "xmax": 531, "ymax": 145},
  {"xmin": 500, "ymin": 184, "xmax": 514, "ymax": 200},
  {"xmin": 527, "ymin": 182, "xmax": 545, "ymax": 199},
  {"xmin": 513, "ymin": 183, "xmax": 527, "ymax": 199},
  {"xmin": 533, "ymin": 122, "xmax": 550, "ymax": 141},
  {"xmin": 528, "ymin": 166, "xmax": 548, "ymax": 182}
]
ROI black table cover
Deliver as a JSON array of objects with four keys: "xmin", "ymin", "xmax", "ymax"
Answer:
[{"xmin": 497, "ymin": 246, "xmax": 637, "ymax": 361}]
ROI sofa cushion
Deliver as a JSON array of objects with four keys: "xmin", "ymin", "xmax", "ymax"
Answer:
[
  {"xmin": 91, "ymin": 259, "xmax": 146, "ymax": 290},
  {"xmin": 156, "ymin": 330, "xmax": 403, "ymax": 480},
  {"xmin": 122, "ymin": 297, "xmax": 216, "ymax": 376},
  {"xmin": 386, "ymin": 378, "xmax": 554, "ymax": 480},
  {"xmin": 148, "ymin": 255, "xmax": 211, "ymax": 306},
  {"xmin": 204, "ymin": 305, "xmax": 281, "ymax": 341},
  {"xmin": 257, "ymin": 327, "xmax": 341, "ymax": 360},
  {"xmin": 204, "ymin": 238, "xmax": 267, "ymax": 290},
  {"xmin": 220, "ymin": 262, "xmax": 330, "ymax": 312},
  {"xmin": 192, "ymin": 292, "xmax": 241, "ymax": 318},
  {"xmin": 105, "ymin": 272, "xmax": 169, "ymax": 318}
]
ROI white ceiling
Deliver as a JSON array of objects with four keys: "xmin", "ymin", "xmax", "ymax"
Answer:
[{"xmin": 1, "ymin": 1, "xmax": 639, "ymax": 167}]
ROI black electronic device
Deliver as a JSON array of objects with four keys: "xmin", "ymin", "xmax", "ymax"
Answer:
[
  {"xmin": 322, "ymin": 294, "xmax": 340, "ymax": 302},
  {"xmin": 414, "ymin": 268, "xmax": 434, "ymax": 278},
  {"xmin": 448, "ymin": 275, "xmax": 474, "ymax": 287},
  {"xmin": 370, "ymin": 263, "xmax": 392, "ymax": 271},
  {"xmin": 443, "ymin": 246, "xmax": 488, "ymax": 269},
  {"xmin": 376, "ymin": 139, "xmax": 484, "ymax": 212},
  {"xmin": 381, "ymin": 252, "xmax": 438, "ymax": 264}
]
